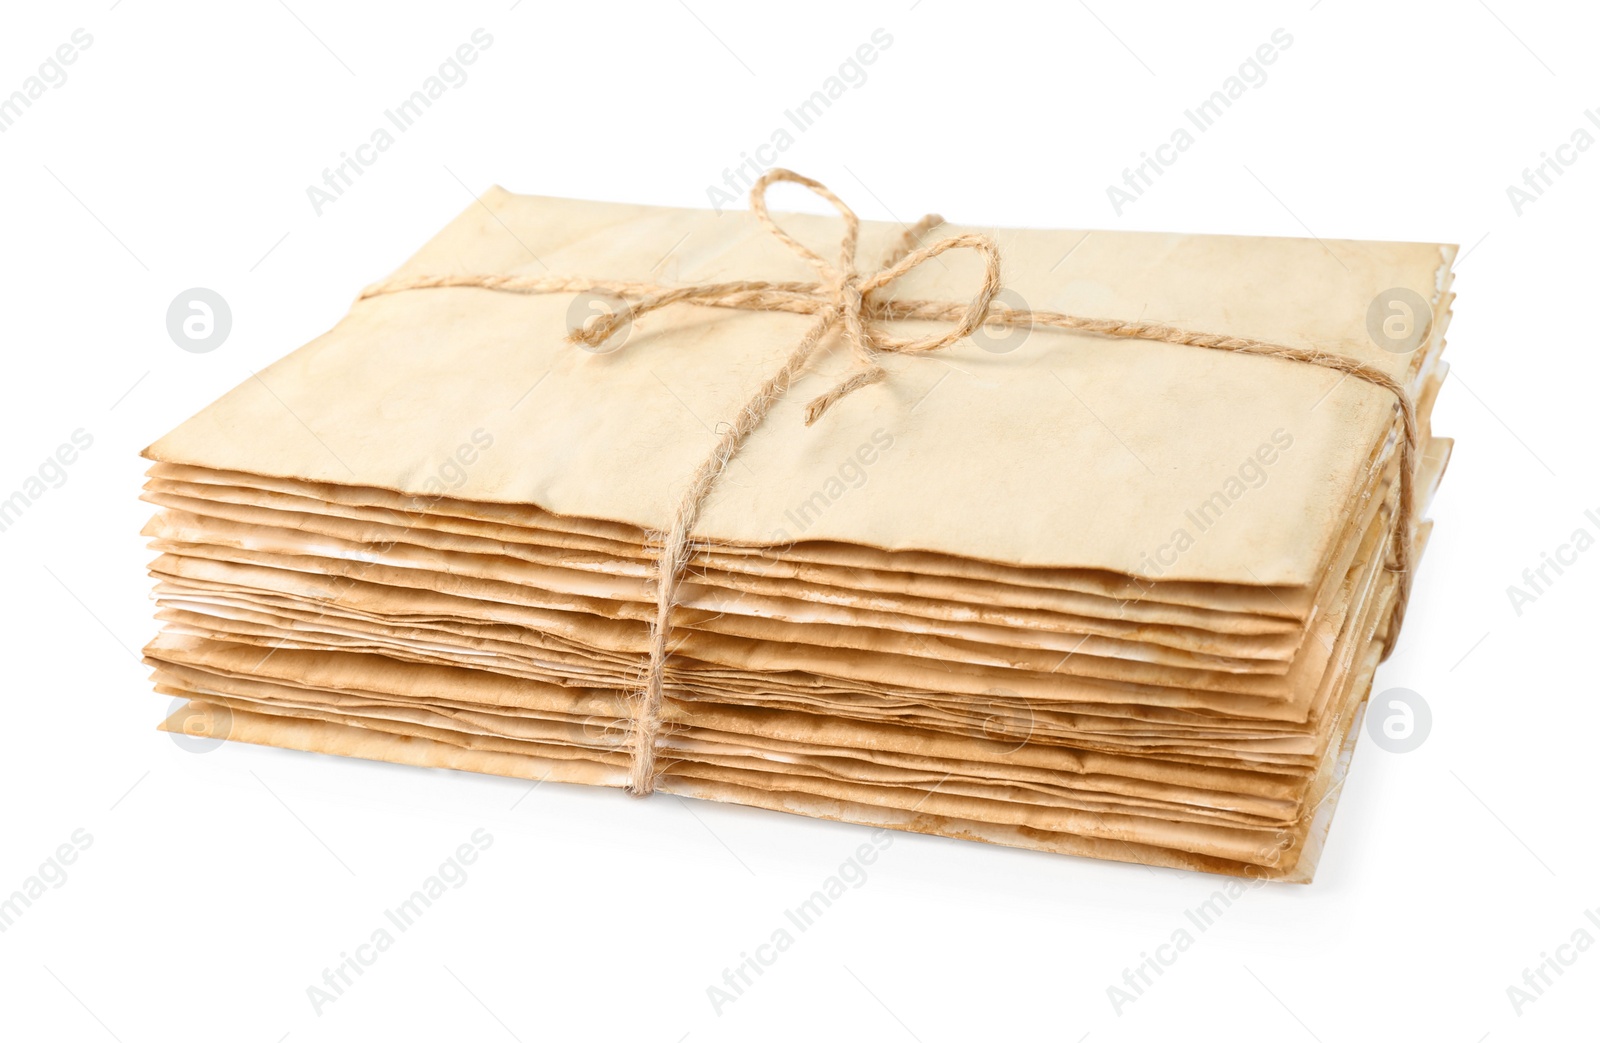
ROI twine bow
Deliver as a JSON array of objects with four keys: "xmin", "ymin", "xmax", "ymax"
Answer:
[
  {"xmin": 570, "ymin": 169, "xmax": 1003, "ymax": 427},
  {"xmin": 361, "ymin": 168, "xmax": 1420, "ymax": 798}
]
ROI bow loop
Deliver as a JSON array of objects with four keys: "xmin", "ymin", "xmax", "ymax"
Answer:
[
  {"xmin": 858, "ymin": 232, "xmax": 1003, "ymax": 355},
  {"xmin": 749, "ymin": 168, "xmax": 861, "ymax": 280}
]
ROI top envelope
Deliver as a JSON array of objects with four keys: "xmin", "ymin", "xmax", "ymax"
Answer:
[{"xmin": 145, "ymin": 187, "xmax": 1453, "ymax": 587}]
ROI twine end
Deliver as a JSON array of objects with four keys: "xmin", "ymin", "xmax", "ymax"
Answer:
[{"xmin": 803, "ymin": 365, "xmax": 887, "ymax": 427}]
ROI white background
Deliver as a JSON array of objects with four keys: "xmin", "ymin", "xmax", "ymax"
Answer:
[{"xmin": 1, "ymin": 1, "xmax": 1595, "ymax": 1039}]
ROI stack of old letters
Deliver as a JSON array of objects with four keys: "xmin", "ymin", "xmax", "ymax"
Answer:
[{"xmin": 141, "ymin": 180, "xmax": 1452, "ymax": 880}]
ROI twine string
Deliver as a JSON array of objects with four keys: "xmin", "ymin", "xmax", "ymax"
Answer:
[{"xmin": 360, "ymin": 168, "xmax": 1419, "ymax": 797}]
